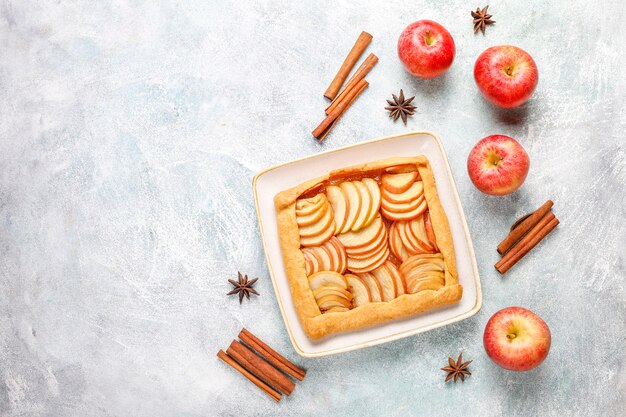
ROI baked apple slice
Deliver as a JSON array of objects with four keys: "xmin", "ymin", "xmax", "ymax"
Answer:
[
  {"xmin": 326, "ymin": 185, "xmax": 349, "ymax": 234},
  {"xmin": 381, "ymin": 181, "xmax": 423, "ymax": 204},
  {"xmin": 404, "ymin": 262, "xmax": 445, "ymax": 280},
  {"xmin": 302, "ymin": 247, "xmax": 321, "ymax": 271},
  {"xmin": 362, "ymin": 178, "xmax": 381, "ymax": 227},
  {"xmin": 339, "ymin": 182, "xmax": 361, "ymax": 233},
  {"xmin": 347, "ymin": 247, "xmax": 389, "ymax": 274},
  {"xmin": 345, "ymin": 223, "xmax": 386, "ymax": 257},
  {"xmin": 338, "ymin": 215, "xmax": 383, "ymax": 249},
  {"xmin": 296, "ymin": 203, "xmax": 327, "ymax": 227},
  {"xmin": 302, "ymin": 248, "xmax": 320, "ymax": 275},
  {"xmin": 346, "ymin": 238, "xmax": 386, "ymax": 260},
  {"xmin": 381, "ymin": 171, "xmax": 418, "ymax": 194},
  {"xmin": 384, "ymin": 164, "xmax": 419, "ymax": 174},
  {"xmin": 423, "ymin": 210, "xmax": 439, "ymax": 252},
  {"xmin": 298, "ymin": 203, "xmax": 333, "ymax": 237},
  {"xmin": 388, "ymin": 222, "xmax": 410, "ymax": 261},
  {"xmin": 295, "ymin": 194, "xmax": 325, "ymax": 216},
  {"xmin": 400, "ymin": 254, "xmax": 444, "ymax": 276},
  {"xmin": 345, "ymin": 274, "xmax": 371, "ymax": 307},
  {"xmin": 407, "ymin": 273, "xmax": 445, "ymax": 294},
  {"xmin": 299, "ymin": 221, "xmax": 335, "ymax": 247},
  {"xmin": 357, "ymin": 272, "xmax": 383, "ymax": 302},
  {"xmin": 402, "ymin": 219, "xmax": 435, "ymax": 255},
  {"xmin": 383, "ymin": 261, "xmax": 406, "ymax": 296},
  {"xmin": 317, "ymin": 295, "xmax": 352, "ymax": 311},
  {"xmin": 406, "ymin": 270, "xmax": 445, "ymax": 286},
  {"xmin": 381, "ymin": 197, "xmax": 427, "ymax": 221},
  {"xmin": 380, "ymin": 193, "xmax": 423, "ymax": 214},
  {"xmin": 407, "ymin": 215, "xmax": 434, "ymax": 252},
  {"xmin": 304, "ymin": 256, "xmax": 313, "ymax": 276},
  {"xmin": 407, "ymin": 279, "xmax": 444, "ymax": 294},
  {"xmin": 314, "ymin": 246, "xmax": 334, "ymax": 271},
  {"xmin": 325, "ymin": 237, "xmax": 347, "ymax": 274},
  {"xmin": 312, "ymin": 286, "xmax": 352, "ymax": 302},
  {"xmin": 325, "ymin": 306, "xmax": 350, "ymax": 313},
  {"xmin": 308, "ymin": 271, "xmax": 348, "ymax": 291},
  {"xmin": 401, "ymin": 253, "xmax": 446, "ymax": 294},
  {"xmin": 396, "ymin": 220, "xmax": 421, "ymax": 255},
  {"xmin": 302, "ymin": 237, "xmax": 347, "ymax": 274},
  {"xmin": 371, "ymin": 263, "xmax": 397, "ymax": 301},
  {"xmin": 405, "ymin": 267, "xmax": 445, "ymax": 290},
  {"xmin": 352, "ymin": 181, "xmax": 373, "ymax": 232},
  {"xmin": 399, "ymin": 253, "xmax": 444, "ymax": 276}
]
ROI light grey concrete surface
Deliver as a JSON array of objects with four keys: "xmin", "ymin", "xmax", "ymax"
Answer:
[{"xmin": 0, "ymin": 1, "xmax": 624, "ymax": 416}]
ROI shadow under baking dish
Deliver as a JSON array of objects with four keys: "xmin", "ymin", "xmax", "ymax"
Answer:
[{"xmin": 253, "ymin": 131, "xmax": 482, "ymax": 357}]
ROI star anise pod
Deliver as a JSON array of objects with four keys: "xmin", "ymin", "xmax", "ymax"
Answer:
[
  {"xmin": 441, "ymin": 352, "xmax": 472, "ymax": 383},
  {"xmin": 227, "ymin": 272, "xmax": 259, "ymax": 304},
  {"xmin": 385, "ymin": 89, "xmax": 416, "ymax": 125},
  {"xmin": 471, "ymin": 5, "xmax": 495, "ymax": 34}
]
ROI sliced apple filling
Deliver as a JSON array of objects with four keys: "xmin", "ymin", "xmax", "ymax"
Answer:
[
  {"xmin": 400, "ymin": 253, "xmax": 446, "ymax": 294},
  {"xmin": 326, "ymin": 179, "xmax": 381, "ymax": 234},
  {"xmin": 345, "ymin": 274, "xmax": 371, "ymax": 307},
  {"xmin": 354, "ymin": 261, "xmax": 406, "ymax": 303},
  {"xmin": 355, "ymin": 272, "xmax": 383, "ymax": 303},
  {"xmin": 301, "ymin": 236, "xmax": 347, "ymax": 276},
  {"xmin": 296, "ymin": 193, "xmax": 336, "ymax": 247},
  {"xmin": 388, "ymin": 210, "xmax": 438, "ymax": 261},
  {"xmin": 309, "ymin": 260, "xmax": 410, "ymax": 314},
  {"xmin": 338, "ymin": 215, "xmax": 390, "ymax": 274},
  {"xmin": 300, "ymin": 170, "xmax": 447, "ymax": 316},
  {"xmin": 380, "ymin": 172, "xmax": 427, "ymax": 221},
  {"xmin": 308, "ymin": 271, "xmax": 352, "ymax": 313}
]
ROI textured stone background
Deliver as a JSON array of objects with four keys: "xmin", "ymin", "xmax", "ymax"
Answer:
[{"xmin": 0, "ymin": 1, "xmax": 624, "ymax": 416}]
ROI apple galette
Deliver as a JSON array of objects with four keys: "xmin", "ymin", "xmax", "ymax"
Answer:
[{"xmin": 274, "ymin": 156, "xmax": 462, "ymax": 339}]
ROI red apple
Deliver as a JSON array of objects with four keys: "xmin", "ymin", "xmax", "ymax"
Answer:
[
  {"xmin": 474, "ymin": 45, "xmax": 538, "ymax": 108},
  {"xmin": 467, "ymin": 135, "xmax": 529, "ymax": 196},
  {"xmin": 398, "ymin": 20, "xmax": 455, "ymax": 79},
  {"xmin": 483, "ymin": 307, "xmax": 551, "ymax": 371}
]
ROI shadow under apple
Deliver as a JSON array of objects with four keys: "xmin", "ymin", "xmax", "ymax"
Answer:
[
  {"xmin": 404, "ymin": 71, "xmax": 451, "ymax": 98},
  {"xmin": 475, "ymin": 93, "xmax": 535, "ymax": 126}
]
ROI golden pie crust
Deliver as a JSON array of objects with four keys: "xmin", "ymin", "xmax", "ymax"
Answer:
[{"xmin": 274, "ymin": 156, "xmax": 462, "ymax": 339}]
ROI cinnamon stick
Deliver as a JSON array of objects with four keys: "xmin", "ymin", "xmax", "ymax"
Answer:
[
  {"xmin": 313, "ymin": 79, "xmax": 368, "ymax": 141},
  {"xmin": 319, "ymin": 81, "xmax": 368, "ymax": 142},
  {"xmin": 325, "ymin": 53, "xmax": 378, "ymax": 115},
  {"xmin": 239, "ymin": 328, "xmax": 306, "ymax": 381},
  {"xmin": 497, "ymin": 200, "xmax": 554, "ymax": 254},
  {"xmin": 496, "ymin": 211, "xmax": 555, "ymax": 268},
  {"xmin": 216, "ymin": 350, "xmax": 281, "ymax": 402},
  {"xmin": 495, "ymin": 213, "xmax": 559, "ymax": 274},
  {"xmin": 227, "ymin": 340, "xmax": 295, "ymax": 396},
  {"xmin": 324, "ymin": 31, "xmax": 372, "ymax": 100}
]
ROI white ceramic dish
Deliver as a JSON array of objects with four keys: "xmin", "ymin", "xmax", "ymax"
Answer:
[{"xmin": 252, "ymin": 131, "xmax": 482, "ymax": 357}]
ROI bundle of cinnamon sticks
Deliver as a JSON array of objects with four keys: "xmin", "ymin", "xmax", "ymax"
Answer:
[
  {"xmin": 217, "ymin": 328, "xmax": 306, "ymax": 402},
  {"xmin": 312, "ymin": 31, "xmax": 378, "ymax": 142},
  {"xmin": 495, "ymin": 200, "xmax": 559, "ymax": 274}
]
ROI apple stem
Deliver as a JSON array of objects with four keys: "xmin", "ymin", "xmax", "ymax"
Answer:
[
  {"xmin": 506, "ymin": 333, "xmax": 516, "ymax": 340},
  {"xmin": 487, "ymin": 153, "xmax": 503, "ymax": 167},
  {"xmin": 424, "ymin": 31, "xmax": 433, "ymax": 46}
]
